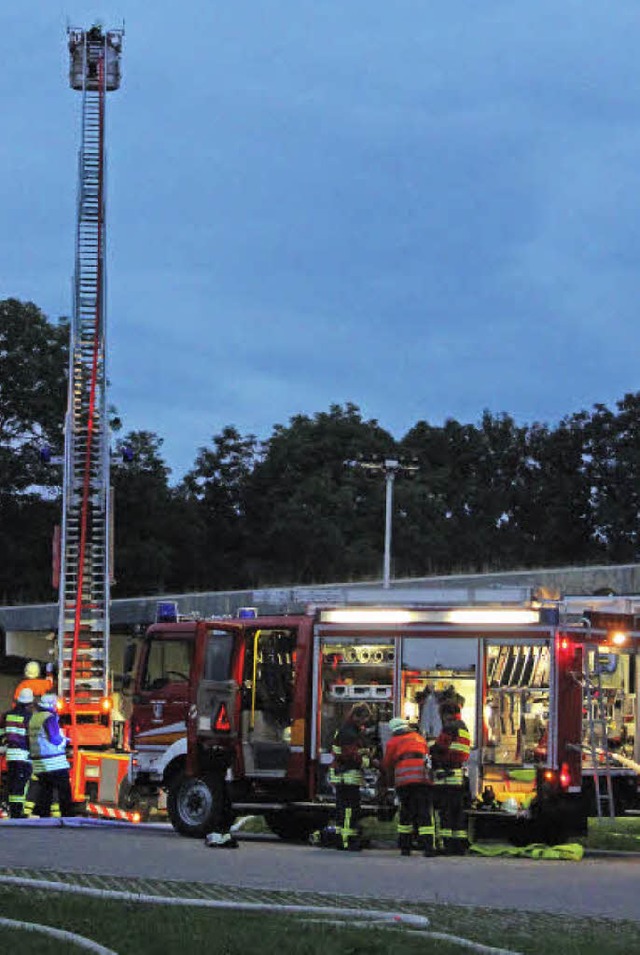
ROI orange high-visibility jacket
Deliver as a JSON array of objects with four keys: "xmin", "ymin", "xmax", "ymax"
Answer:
[
  {"xmin": 13, "ymin": 677, "xmax": 53, "ymax": 702},
  {"xmin": 382, "ymin": 729, "xmax": 430, "ymax": 788}
]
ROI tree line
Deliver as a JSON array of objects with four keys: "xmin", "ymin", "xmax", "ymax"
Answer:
[{"xmin": 2, "ymin": 297, "xmax": 639, "ymax": 604}]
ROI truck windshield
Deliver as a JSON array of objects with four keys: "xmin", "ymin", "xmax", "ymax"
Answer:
[
  {"xmin": 204, "ymin": 630, "xmax": 234, "ymax": 681},
  {"xmin": 142, "ymin": 639, "xmax": 192, "ymax": 691}
]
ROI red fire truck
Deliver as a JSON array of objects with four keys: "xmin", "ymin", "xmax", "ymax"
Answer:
[{"xmin": 127, "ymin": 591, "xmax": 640, "ymax": 843}]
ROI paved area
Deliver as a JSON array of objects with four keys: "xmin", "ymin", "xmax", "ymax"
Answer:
[{"xmin": 0, "ymin": 822, "xmax": 639, "ymax": 920}]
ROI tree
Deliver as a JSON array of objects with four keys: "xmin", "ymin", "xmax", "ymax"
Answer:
[
  {"xmin": 513, "ymin": 414, "xmax": 596, "ymax": 567},
  {"xmin": 111, "ymin": 431, "xmax": 175, "ymax": 596},
  {"xmin": 178, "ymin": 427, "xmax": 258, "ymax": 590},
  {"xmin": 0, "ymin": 300, "xmax": 68, "ymax": 602},
  {"xmin": 586, "ymin": 394, "xmax": 640, "ymax": 562},
  {"xmin": 244, "ymin": 404, "xmax": 396, "ymax": 584}
]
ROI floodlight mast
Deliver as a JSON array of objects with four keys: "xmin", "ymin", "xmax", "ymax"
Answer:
[
  {"xmin": 57, "ymin": 25, "xmax": 123, "ymax": 775},
  {"xmin": 347, "ymin": 458, "xmax": 420, "ymax": 588}
]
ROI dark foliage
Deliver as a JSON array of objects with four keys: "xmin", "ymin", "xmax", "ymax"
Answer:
[{"xmin": 3, "ymin": 297, "xmax": 640, "ymax": 603}]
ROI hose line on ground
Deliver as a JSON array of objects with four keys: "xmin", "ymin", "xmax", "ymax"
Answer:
[
  {"xmin": 0, "ymin": 875, "xmax": 523, "ymax": 955},
  {"xmin": 0, "ymin": 915, "xmax": 118, "ymax": 955}
]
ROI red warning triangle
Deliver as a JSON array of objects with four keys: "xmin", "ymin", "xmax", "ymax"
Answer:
[{"xmin": 214, "ymin": 703, "xmax": 231, "ymax": 732}]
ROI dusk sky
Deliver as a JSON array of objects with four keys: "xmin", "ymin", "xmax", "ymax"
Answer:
[{"xmin": 3, "ymin": 3, "xmax": 640, "ymax": 481}]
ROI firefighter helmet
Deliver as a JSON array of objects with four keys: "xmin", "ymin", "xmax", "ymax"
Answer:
[
  {"xmin": 39, "ymin": 693, "xmax": 58, "ymax": 711},
  {"xmin": 24, "ymin": 661, "xmax": 40, "ymax": 680},
  {"xmin": 17, "ymin": 688, "xmax": 34, "ymax": 704},
  {"xmin": 388, "ymin": 717, "xmax": 409, "ymax": 733},
  {"xmin": 350, "ymin": 703, "xmax": 372, "ymax": 724}
]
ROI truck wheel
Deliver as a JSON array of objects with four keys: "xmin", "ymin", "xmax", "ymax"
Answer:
[
  {"xmin": 264, "ymin": 812, "xmax": 326, "ymax": 842},
  {"xmin": 117, "ymin": 779, "xmax": 151, "ymax": 823},
  {"xmin": 167, "ymin": 772, "xmax": 223, "ymax": 838}
]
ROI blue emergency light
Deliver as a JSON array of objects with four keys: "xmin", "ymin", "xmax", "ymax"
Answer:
[
  {"xmin": 237, "ymin": 607, "xmax": 258, "ymax": 619},
  {"xmin": 156, "ymin": 601, "xmax": 178, "ymax": 623}
]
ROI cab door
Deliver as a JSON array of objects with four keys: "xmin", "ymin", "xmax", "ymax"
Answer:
[
  {"xmin": 194, "ymin": 627, "xmax": 240, "ymax": 747},
  {"xmin": 239, "ymin": 628, "xmax": 297, "ymax": 777},
  {"xmin": 133, "ymin": 632, "xmax": 194, "ymax": 759}
]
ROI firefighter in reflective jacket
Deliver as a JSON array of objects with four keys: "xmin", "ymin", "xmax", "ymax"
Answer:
[
  {"xmin": 28, "ymin": 694, "xmax": 73, "ymax": 818},
  {"xmin": 14, "ymin": 661, "xmax": 53, "ymax": 703},
  {"xmin": 381, "ymin": 717, "xmax": 436, "ymax": 857},
  {"xmin": 430, "ymin": 698, "xmax": 471, "ymax": 855},
  {"xmin": 329, "ymin": 703, "xmax": 372, "ymax": 851},
  {"xmin": 2, "ymin": 688, "xmax": 34, "ymax": 817}
]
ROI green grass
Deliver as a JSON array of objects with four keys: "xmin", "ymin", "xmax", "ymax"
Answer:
[
  {"xmin": 0, "ymin": 883, "xmax": 638, "ymax": 955},
  {"xmin": 583, "ymin": 815, "xmax": 640, "ymax": 852}
]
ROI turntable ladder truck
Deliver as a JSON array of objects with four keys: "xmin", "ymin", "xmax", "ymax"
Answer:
[{"xmin": 57, "ymin": 26, "xmax": 124, "ymax": 803}]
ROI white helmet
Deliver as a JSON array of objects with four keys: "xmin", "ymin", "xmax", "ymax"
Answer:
[
  {"xmin": 39, "ymin": 693, "xmax": 58, "ymax": 712},
  {"xmin": 17, "ymin": 688, "xmax": 34, "ymax": 704},
  {"xmin": 24, "ymin": 661, "xmax": 40, "ymax": 680}
]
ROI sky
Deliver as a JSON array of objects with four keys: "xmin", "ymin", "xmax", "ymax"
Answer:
[{"xmin": 3, "ymin": 2, "xmax": 640, "ymax": 482}]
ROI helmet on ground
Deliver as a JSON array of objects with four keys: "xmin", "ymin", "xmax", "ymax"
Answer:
[
  {"xmin": 24, "ymin": 661, "xmax": 40, "ymax": 680},
  {"xmin": 39, "ymin": 693, "xmax": 58, "ymax": 712},
  {"xmin": 388, "ymin": 717, "xmax": 409, "ymax": 734},
  {"xmin": 17, "ymin": 688, "xmax": 34, "ymax": 704}
]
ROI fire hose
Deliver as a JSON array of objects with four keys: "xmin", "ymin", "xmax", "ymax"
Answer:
[{"xmin": 0, "ymin": 874, "xmax": 523, "ymax": 955}]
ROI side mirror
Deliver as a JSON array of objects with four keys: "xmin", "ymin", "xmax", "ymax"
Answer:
[{"xmin": 123, "ymin": 641, "xmax": 137, "ymax": 676}]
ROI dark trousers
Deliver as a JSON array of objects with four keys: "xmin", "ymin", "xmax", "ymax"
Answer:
[
  {"xmin": 7, "ymin": 761, "xmax": 31, "ymax": 818},
  {"xmin": 396, "ymin": 784, "xmax": 436, "ymax": 853},
  {"xmin": 211, "ymin": 780, "xmax": 235, "ymax": 834},
  {"xmin": 335, "ymin": 783, "xmax": 361, "ymax": 849},
  {"xmin": 433, "ymin": 784, "xmax": 468, "ymax": 854},
  {"xmin": 38, "ymin": 769, "xmax": 74, "ymax": 818}
]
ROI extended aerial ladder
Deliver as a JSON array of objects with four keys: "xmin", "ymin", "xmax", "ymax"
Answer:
[{"xmin": 57, "ymin": 26, "xmax": 123, "ymax": 791}]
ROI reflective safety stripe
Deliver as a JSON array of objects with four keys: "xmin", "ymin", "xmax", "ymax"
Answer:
[
  {"xmin": 32, "ymin": 755, "xmax": 69, "ymax": 773},
  {"xmin": 397, "ymin": 823, "xmax": 413, "ymax": 834},
  {"xmin": 330, "ymin": 768, "xmax": 364, "ymax": 785},
  {"xmin": 6, "ymin": 750, "xmax": 30, "ymax": 762},
  {"xmin": 433, "ymin": 768, "xmax": 465, "ymax": 785}
]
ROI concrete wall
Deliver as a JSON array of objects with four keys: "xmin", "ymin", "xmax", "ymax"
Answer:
[{"xmin": 2, "ymin": 562, "xmax": 639, "ymax": 634}]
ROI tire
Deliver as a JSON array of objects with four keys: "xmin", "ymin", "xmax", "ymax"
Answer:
[
  {"xmin": 167, "ymin": 772, "xmax": 227, "ymax": 838},
  {"xmin": 265, "ymin": 811, "xmax": 327, "ymax": 842},
  {"xmin": 117, "ymin": 779, "xmax": 151, "ymax": 823}
]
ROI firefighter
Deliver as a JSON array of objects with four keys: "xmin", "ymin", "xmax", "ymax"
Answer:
[
  {"xmin": 14, "ymin": 661, "xmax": 54, "ymax": 703},
  {"xmin": 28, "ymin": 694, "xmax": 73, "ymax": 818},
  {"xmin": 381, "ymin": 717, "xmax": 436, "ymax": 857},
  {"xmin": 329, "ymin": 702, "xmax": 372, "ymax": 851},
  {"xmin": 430, "ymin": 697, "xmax": 471, "ymax": 855},
  {"xmin": 1, "ymin": 688, "xmax": 34, "ymax": 818}
]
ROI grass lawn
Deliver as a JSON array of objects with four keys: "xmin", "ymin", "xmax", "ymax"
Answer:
[
  {"xmin": 0, "ymin": 882, "xmax": 639, "ymax": 955},
  {"xmin": 582, "ymin": 815, "xmax": 640, "ymax": 851}
]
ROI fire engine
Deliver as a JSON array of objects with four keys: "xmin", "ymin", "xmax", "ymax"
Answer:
[{"xmin": 126, "ymin": 589, "xmax": 640, "ymax": 843}]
